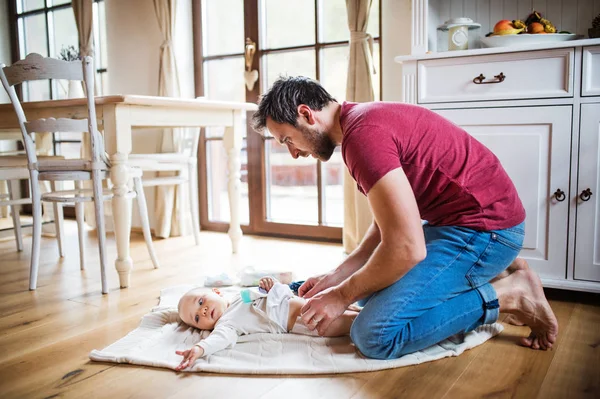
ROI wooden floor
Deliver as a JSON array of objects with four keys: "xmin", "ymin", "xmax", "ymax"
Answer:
[{"xmin": 0, "ymin": 221, "xmax": 598, "ymax": 399}]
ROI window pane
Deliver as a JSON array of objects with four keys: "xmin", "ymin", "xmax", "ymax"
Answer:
[
  {"xmin": 265, "ymin": 139, "xmax": 318, "ymax": 225},
  {"xmin": 20, "ymin": 14, "xmax": 48, "ymax": 57},
  {"xmin": 48, "ymin": 0, "xmax": 71, "ymax": 6},
  {"xmin": 204, "ymin": 57, "xmax": 245, "ymax": 102},
  {"xmin": 98, "ymin": 71, "xmax": 108, "ymax": 96},
  {"xmin": 18, "ymin": 0, "xmax": 44, "ymax": 13},
  {"xmin": 264, "ymin": 49, "xmax": 316, "ymax": 89},
  {"xmin": 55, "ymin": 141, "xmax": 81, "ymax": 159},
  {"xmin": 262, "ymin": 0, "xmax": 315, "ymax": 49},
  {"xmin": 55, "ymin": 132, "xmax": 81, "ymax": 141},
  {"xmin": 50, "ymin": 8, "xmax": 78, "ymax": 58},
  {"xmin": 203, "ymin": 0, "xmax": 244, "ymax": 56},
  {"xmin": 23, "ymin": 80, "xmax": 50, "ymax": 101},
  {"xmin": 206, "ymin": 139, "xmax": 249, "ymax": 225},
  {"xmin": 320, "ymin": 45, "xmax": 348, "ymax": 102},
  {"xmin": 319, "ymin": 0, "xmax": 348, "ymax": 43},
  {"xmin": 367, "ymin": 0, "xmax": 380, "ymax": 38},
  {"xmin": 323, "ymin": 147, "xmax": 343, "ymax": 226},
  {"xmin": 93, "ymin": 0, "xmax": 108, "ymax": 68}
]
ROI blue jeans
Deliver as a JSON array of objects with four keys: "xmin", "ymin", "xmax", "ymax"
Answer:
[{"xmin": 350, "ymin": 222, "xmax": 525, "ymax": 359}]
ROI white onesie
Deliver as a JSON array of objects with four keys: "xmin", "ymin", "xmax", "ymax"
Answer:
[{"xmin": 197, "ymin": 283, "xmax": 299, "ymax": 357}]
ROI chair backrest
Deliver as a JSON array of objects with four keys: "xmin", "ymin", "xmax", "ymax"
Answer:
[{"xmin": 0, "ymin": 53, "xmax": 105, "ymax": 169}]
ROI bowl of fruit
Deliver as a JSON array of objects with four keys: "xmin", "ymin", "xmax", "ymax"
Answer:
[{"xmin": 481, "ymin": 11, "xmax": 580, "ymax": 48}]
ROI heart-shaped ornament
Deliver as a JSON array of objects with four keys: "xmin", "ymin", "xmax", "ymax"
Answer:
[{"xmin": 244, "ymin": 69, "xmax": 259, "ymax": 91}]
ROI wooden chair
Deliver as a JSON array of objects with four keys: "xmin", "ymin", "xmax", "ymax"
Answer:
[
  {"xmin": 128, "ymin": 127, "xmax": 201, "ymax": 245},
  {"xmin": 0, "ymin": 151, "xmax": 66, "ymax": 254},
  {"xmin": 0, "ymin": 53, "xmax": 159, "ymax": 294}
]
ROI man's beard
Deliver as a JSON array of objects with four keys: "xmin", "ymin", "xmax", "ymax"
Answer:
[{"xmin": 299, "ymin": 125, "xmax": 336, "ymax": 162}]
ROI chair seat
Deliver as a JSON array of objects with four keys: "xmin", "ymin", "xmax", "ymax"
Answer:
[
  {"xmin": 128, "ymin": 158, "xmax": 186, "ymax": 172},
  {"xmin": 36, "ymin": 158, "xmax": 109, "ymax": 172},
  {"xmin": 0, "ymin": 154, "xmax": 65, "ymax": 168},
  {"xmin": 129, "ymin": 153, "xmax": 193, "ymax": 164},
  {"xmin": 41, "ymin": 187, "xmax": 114, "ymax": 203}
]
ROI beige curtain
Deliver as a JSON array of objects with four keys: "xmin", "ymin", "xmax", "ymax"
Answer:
[
  {"xmin": 343, "ymin": 0, "xmax": 375, "ymax": 253},
  {"xmin": 153, "ymin": 0, "xmax": 188, "ymax": 238},
  {"xmin": 72, "ymin": 0, "xmax": 100, "ymax": 227}
]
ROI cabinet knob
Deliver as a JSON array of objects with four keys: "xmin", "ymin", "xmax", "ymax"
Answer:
[
  {"xmin": 579, "ymin": 188, "xmax": 593, "ymax": 202},
  {"xmin": 553, "ymin": 188, "xmax": 566, "ymax": 202}
]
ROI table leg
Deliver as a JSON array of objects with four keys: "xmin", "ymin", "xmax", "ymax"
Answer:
[
  {"xmin": 103, "ymin": 105, "xmax": 133, "ymax": 288},
  {"xmin": 110, "ymin": 152, "xmax": 133, "ymax": 287},
  {"xmin": 223, "ymin": 110, "xmax": 245, "ymax": 253}
]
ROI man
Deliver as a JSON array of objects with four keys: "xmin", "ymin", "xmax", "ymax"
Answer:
[{"xmin": 252, "ymin": 76, "xmax": 558, "ymax": 359}]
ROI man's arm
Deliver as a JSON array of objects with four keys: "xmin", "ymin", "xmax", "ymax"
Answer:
[
  {"xmin": 337, "ymin": 167, "xmax": 426, "ymax": 303},
  {"xmin": 337, "ymin": 220, "xmax": 382, "ymax": 276},
  {"xmin": 299, "ymin": 221, "xmax": 381, "ymax": 298}
]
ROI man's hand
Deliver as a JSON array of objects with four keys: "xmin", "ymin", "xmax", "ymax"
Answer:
[
  {"xmin": 175, "ymin": 345, "xmax": 204, "ymax": 371},
  {"xmin": 299, "ymin": 272, "xmax": 346, "ymax": 299},
  {"xmin": 300, "ymin": 287, "xmax": 351, "ymax": 336},
  {"xmin": 259, "ymin": 276, "xmax": 276, "ymax": 292}
]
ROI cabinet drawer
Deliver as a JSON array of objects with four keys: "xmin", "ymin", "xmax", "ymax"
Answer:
[
  {"xmin": 417, "ymin": 48, "xmax": 574, "ymax": 104},
  {"xmin": 582, "ymin": 46, "xmax": 600, "ymax": 96}
]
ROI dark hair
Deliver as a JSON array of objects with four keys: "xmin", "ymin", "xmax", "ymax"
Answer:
[{"xmin": 252, "ymin": 76, "xmax": 336, "ymax": 133}]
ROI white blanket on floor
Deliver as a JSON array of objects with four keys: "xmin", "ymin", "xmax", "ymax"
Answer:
[{"xmin": 89, "ymin": 285, "xmax": 503, "ymax": 374}]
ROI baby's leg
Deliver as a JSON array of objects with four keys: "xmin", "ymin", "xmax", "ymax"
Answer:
[{"xmin": 287, "ymin": 297, "xmax": 359, "ymax": 337}]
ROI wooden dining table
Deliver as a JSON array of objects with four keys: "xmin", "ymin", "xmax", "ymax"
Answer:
[{"xmin": 0, "ymin": 95, "xmax": 258, "ymax": 289}]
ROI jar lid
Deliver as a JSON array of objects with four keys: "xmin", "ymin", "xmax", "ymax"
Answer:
[{"xmin": 438, "ymin": 17, "xmax": 481, "ymax": 30}]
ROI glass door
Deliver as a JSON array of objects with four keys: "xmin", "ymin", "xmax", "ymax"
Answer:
[{"xmin": 196, "ymin": 0, "xmax": 380, "ymax": 241}]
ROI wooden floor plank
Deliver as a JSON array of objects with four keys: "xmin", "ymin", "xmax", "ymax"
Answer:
[
  {"xmin": 441, "ymin": 298, "xmax": 575, "ymax": 398},
  {"xmin": 0, "ymin": 220, "xmax": 599, "ymax": 399},
  {"xmin": 537, "ymin": 301, "xmax": 600, "ymax": 399}
]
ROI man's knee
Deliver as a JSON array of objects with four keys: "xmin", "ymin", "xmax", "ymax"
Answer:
[{"xmin": 350, "ymin": 314, "xmax": 406, "ymax": 360}]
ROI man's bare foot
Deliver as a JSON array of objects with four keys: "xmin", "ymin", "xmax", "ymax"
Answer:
[
  {"xmin": 490, "ymin": 258, "xmax": 530, "ymax": 283},
  {"xmin": 491, "ymin": 258, "xmax": 530, "ymax": 326},
  {"xmin": 492, "ymin": 269, "xmax": 559, "ymax": 350}
]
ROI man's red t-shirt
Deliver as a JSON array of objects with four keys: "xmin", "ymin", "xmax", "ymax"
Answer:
[{"xmin": 340, "ymin": 101, "xmax": 525, "ymax": 231}]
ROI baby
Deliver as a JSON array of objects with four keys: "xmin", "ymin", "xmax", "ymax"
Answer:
[{"xmin": 175, "ymin": 276, "xmax": 359, "ymax": 371}]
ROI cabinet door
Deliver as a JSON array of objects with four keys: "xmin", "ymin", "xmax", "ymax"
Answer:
[
  {"xmin": 435, "ymin": 106, "xmax": 572, "ymax": 280},
  {"xmin": 575, "ymin": 104, "xmax": 600, "ymax": 282}
]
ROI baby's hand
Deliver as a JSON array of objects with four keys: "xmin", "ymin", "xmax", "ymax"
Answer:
[
  {"xmin": 175, "ymin": 345, "xmax": 204, "ymax": 371},
  {"xmin": 259, "ymin": 276, "xmax": 276, "ymax": 292}
]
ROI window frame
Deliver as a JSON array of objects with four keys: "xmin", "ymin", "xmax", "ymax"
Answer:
[
  {"xmin": 194, "ymin": 0, "xmax": 382, "ymax": 242},
  {"xmin": 10, "ymin": 0, "xmax": 107, "ymax": 156}
]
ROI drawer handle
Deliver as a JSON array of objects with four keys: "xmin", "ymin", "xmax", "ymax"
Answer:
[
  {"xmin": 553, "ymin": 188, "xmax": 566, "ymax": 202},
  {"xmin": 473, "ymin": 72, "xmax": 506, "ymax": 84},
  {"xmin": 579, "ymin": 188, "xmax": 593, "ymax": 202}
]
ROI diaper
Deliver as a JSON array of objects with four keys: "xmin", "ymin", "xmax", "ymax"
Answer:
[{"xmin": 251, "ymin": 282, "xmax": 294, "ymax": 333}]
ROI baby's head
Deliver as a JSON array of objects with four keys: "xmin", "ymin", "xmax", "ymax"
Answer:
[{"xmin": 178, "ymin": 287, "xmax": 229, "ymax": 330}]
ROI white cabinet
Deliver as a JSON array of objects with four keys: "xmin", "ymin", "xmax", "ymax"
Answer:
[
  {"xmin": 435, "ymin": 106, "xmax": 572, "ymax": 280},
  {"xmin": 397, "ymin": 42, "xmax": 600, "ymax": 292},
  {"xmin": 575, "ymin": 104, "xmax": 600, "ymax": 282}
]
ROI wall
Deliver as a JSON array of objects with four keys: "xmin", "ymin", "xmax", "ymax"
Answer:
[
  {"xmin": 105, "ymin": 0, "xmax": 195, "ymax": 229},
  {"xmin": 381, "ymin": 0, "xmax": 600, "ymax": 100}
]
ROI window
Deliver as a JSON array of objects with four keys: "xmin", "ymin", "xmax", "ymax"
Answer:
[
  {"xmin": 195, "ymin": 0, "xmax": 381, "ymax": 240},
  {"xmin": 12, "ymin": 0, "xmax": 108, "ymax": 159}
]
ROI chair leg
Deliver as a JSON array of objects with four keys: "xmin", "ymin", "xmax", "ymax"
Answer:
[
  {"xmin": 50, "ymin": 181, "xmax": 65, "ymax": 258},
  {"xmin": 7, "ymin": 179, "xmax": 23, "ymax": 252},
  {"xmin": 75, "ymin": 180, "xmax": 86, "ymax": 270},
  {"xmin": 188, "ymin": 164, "xmax": 201, "ymax": 246},
  {"xmin": 133, "ymin": 177, "xmax": 160, "ymax": 269},
  {"xmin": 29, "ymin": 171, "xmax": 42, "ymax": 290},
  {"xmin": 92, "ymin": 171, "xmax": 108, "ymax": 294}
]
